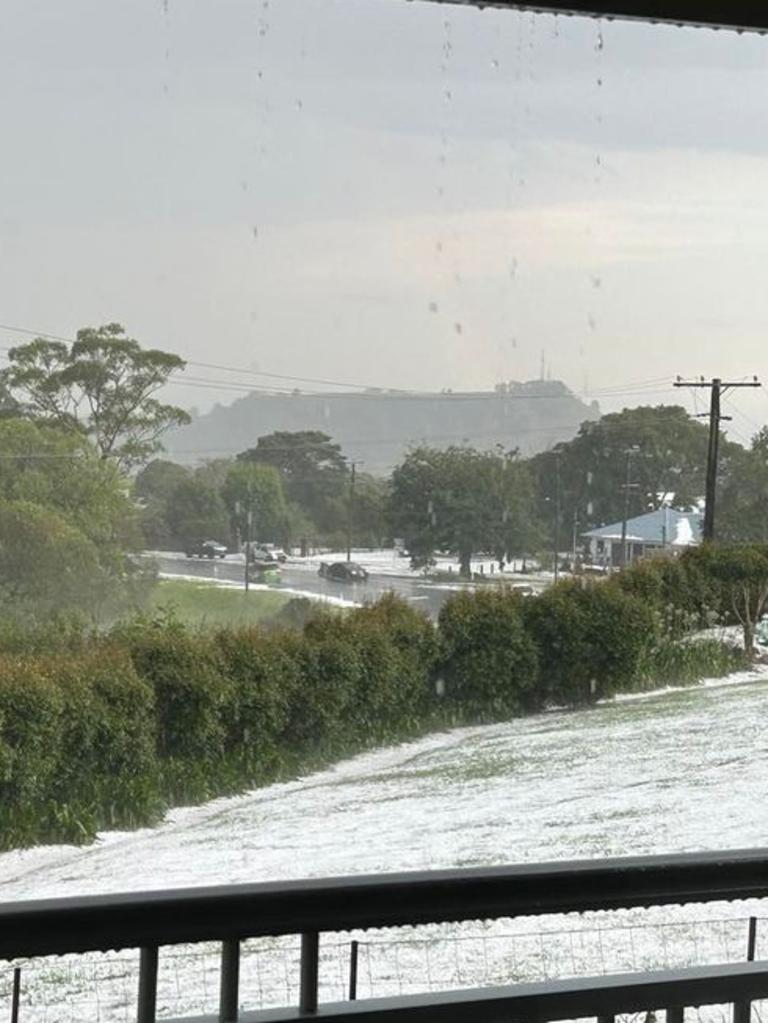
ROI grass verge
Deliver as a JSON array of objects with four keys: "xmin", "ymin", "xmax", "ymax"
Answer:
[{"xmin": 148, "ymin": 579, "xmax": 290, "ymax": 627}]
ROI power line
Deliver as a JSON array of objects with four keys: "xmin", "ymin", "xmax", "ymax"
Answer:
[
  {"xmin": 0, "ymin": 323, "xmax": 411, "ymax": 394},
  {"xmin": 0, "ymin": 318, "xmax": 680, "ymax": 404}
]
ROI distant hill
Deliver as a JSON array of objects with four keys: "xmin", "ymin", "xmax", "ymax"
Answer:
[{"xmin": 166, "ymin": 380, "xmax": 600, "ymax": 473}]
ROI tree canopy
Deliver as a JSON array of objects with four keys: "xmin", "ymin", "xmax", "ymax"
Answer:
[
  {"xmin": 390, "ymin": 445, "xmax": 539, "ymax": 576},
  {"xmin": 237, "ymin": 431, "xmax": 348, "ymax": 536},
  {"xmin": 221, "ymin": 462, "xmax": 291, "ymax": 546},
  {"xmin": 529, "ymin": 405, "xmax": 743, "ymax": 539},
  {"xmin": 0, "ymin": 323, "xmax": 190, "ymax": 469},
  {"xmin": 717, "ymin": 427, "xmax": 768, "ymax": 544},
  {"xmin": 0, "ymin": 419, "xmax": 145, "ymax": 618}
]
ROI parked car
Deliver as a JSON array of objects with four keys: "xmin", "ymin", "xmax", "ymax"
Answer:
[
  {"xmin": 185, "ymin": 540, "xmax": 228, "ymax": 559},
  {"xmin": 260, "ymin": 543, "xmax": 288, "ymax": 563},
  {"xmin": 318, "ymin": 561, "xmax": 369, "ymax": 582},
  {"xmin": 247, "ymin": 544, "xmax": 279, "ymax": 563}
]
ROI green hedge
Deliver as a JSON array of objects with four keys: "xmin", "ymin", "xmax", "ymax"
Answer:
[
  {"xmin": 0, "ymin": 647, "xmax": 158, "ymax": 848},
  {"xmin": 521, "ymin": 580, "xmax": 657, "ymax": 705},
  {"xmin": 0, "ymin": 580, "xmax": 746, "ymax": 852},
  {"xmin": 437, "ymin": 589, "xmax": 539, "ymax": 716}
]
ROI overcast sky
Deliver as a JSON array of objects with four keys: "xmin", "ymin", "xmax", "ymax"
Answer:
[{"xmin": 1, "ymin": 0, "xmax": 768, "ymax": 443}]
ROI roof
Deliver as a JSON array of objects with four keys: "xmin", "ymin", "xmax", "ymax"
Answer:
[{"xmin": 582, "ymin": 508, "xmax": 702, "ymax": 547}]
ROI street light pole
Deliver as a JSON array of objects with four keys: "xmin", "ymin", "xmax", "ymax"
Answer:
[
  {"xmin": 243, "ymin": 482, "xmax": 254, "ymax": 594},
  {"xmin": 346, "ymin": 462, "xmax": 359, "ymax": 562},
  {"xmin": 619, "ymin": 446, "xmax": 639, "ymax": 570}
]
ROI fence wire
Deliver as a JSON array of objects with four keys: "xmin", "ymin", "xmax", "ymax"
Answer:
[{"xmin": 3, "ymin": 913, "xmax": 768, "ymax": 1022}]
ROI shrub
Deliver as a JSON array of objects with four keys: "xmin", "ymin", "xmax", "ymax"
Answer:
[
  {"xmin": 215, "ymin": 627, "xmax": 302, "ymax": 780},
  {"xmin": 122, "ymin": 618, "xmax": 230, "ymax": 800},
  {"xmin": 342, "ymin": 595, "xmax": 437, "ymax": 735},
  {"xmin": 438, "ymin": 589, "xmax": 539, "ymax": 717},
  {"xmin": 523, "ymin": 580, "xmax": 656, "ymax": 706},
  {"xmin": 640, "ymin": 637, "xmax": 746, "ymax": 688},
  {"xmin": 0, "ymin": 647, "xmax": 157, "ymax": 848}
]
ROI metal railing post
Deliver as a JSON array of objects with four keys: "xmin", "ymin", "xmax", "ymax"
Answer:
[
  {"xmin": 10, "ymin": 967, "xmax": 21, "ymax": 1023},
  {"xmin": 667, "ymin": 1006, "xmax": 684, "ymax": 1023},
  {"xmin": 299, "ymin": 932, "xmax": 319, "ymax": 1014},
  {"xmin": 734, "ymin": 917, "xmax": 758, "ymax": 1023},
  {"xmin": 219, "ymin": 939, "xmax": 241, "ymax": 1022},
  {"xmin": 348, "ymin": 940, "xmax": 359, "ymax": 1001},
  {"xmin": 137, "ymin": 946, "xmax": 159, "ymax": 1023},
  {"xmin": 747, "ymin": 917, "xmax": 758, "ymax": 961}
]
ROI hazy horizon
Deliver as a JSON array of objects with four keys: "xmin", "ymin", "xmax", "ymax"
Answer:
[{"xmin": 2, "ymin": 0, "xmax": 768, "ymax": 449}]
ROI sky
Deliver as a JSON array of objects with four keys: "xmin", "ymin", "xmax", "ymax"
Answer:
[{"xmin": 1, "ymin": 0, "xmax": 768, "ymax": 444}]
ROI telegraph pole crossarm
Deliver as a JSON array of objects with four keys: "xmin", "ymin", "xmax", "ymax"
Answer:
[{"xmin": 673, "ymin": 376, "xmax": 761, "ymax": 542}]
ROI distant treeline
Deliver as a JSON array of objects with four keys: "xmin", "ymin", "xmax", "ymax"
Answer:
[{"xmin": 2, "ymin": 546, "xmax": 757, "ymax": 852}]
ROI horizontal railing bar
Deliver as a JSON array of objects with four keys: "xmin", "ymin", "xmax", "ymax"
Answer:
[
  {"xmin": 165, "ymin": 960, "xmax": 768, "ymax": 1023},
  {"xmin": 4, "ymin": 847, "xmax": 768, "ymax": 959},
  {"xmin": 416, "ymin": 0, "xmax": 768, "ymax": 34}
]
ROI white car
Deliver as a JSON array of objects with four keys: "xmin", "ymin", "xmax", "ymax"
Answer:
[
  {"xmin": 246, "ymin": 543, "xmax": 287, "ymax": 564},
  {"xmin": 260, "ymin": 543, "xmax": 288, "ymax": 562}
]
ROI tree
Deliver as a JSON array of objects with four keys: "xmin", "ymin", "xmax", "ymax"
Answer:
[
  {"xmin": 134, "ymin": 459, "xmax": 191, "ymax": 549},
  {"xmin": 0, "ymin": 323, "xmax": 190, "ymax": 469},
  {"xmin": 0, "ymin": 501, "xmax": 104, "ymax": 617},
  {"xmin": 0, "ymin": 419, "xmax": 148, "ymax": 619},
  {"xmin": 0, "ymin": 418, "xmax": 141, "ymax": 571},
  {"xmin": 685, "ymin": 544, "xmax": 768, "ymax": 660},
  {"xmin": 390, "ymin": 446, "xmax": 539, "ymax": 577},
  {"xmin": 718, "ymin": 428, "xmax": 768, "ymax": 544},
  {"xmin": 166, "ymin": 477, "xmax": 230, "ymax": 552},
  {"xmin": 237, "ymin": 431, "xmax": 348, "ymax": 535},
  {"xmin": 351, "ymin": 473, "xmax": 391, "ymax": 548},
  {"xmin": 528, "ymin": 405, "xmax": 743, "ymax": 540},
  {"xmin": 221, "ymin": 463, "xmax": 291, "ymax": 546}
]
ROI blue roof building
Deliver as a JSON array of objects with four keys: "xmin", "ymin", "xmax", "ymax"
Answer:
[{"xmin": 582, "ymin": 508, "xmax": 702, "ymax": 568}]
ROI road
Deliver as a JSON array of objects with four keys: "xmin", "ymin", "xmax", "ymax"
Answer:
[{"xmin": 146, "ymin": 552, "xmax": 543, "ymax": 618}]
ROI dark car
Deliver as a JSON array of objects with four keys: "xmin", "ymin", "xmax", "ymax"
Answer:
[
  {"xmin": 185, "ymin": 540, "xmax": 228, "ymax": 559},
  {"xmin": 318, "ymin": 561, "xmax": 369, "ymax": 582}
]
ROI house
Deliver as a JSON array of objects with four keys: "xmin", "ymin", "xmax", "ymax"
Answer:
[{"xmin": 582, "ymin": 508, "xmax": 702, "ymax": 569}]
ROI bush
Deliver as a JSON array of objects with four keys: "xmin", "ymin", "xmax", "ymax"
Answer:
[
  {"xmin": 122, "ymin": 618, "xmax": 231, "ymax": 801},
  {"xmin": 215, "ymin": 627, "xmax": 302, "ymax": 780},
  {"xmin": 640, "ymin": 637, "xmax": 747, "ymax": 688},
  {"xmin": 342, "ymin": 595, "xmax": 437, "ymax": 735},
  {"xmin": 438, "ymin": 589, "xmax": 539, "ymax": 717},
  {"xmin": 0, "ymin": 647, "xmax": 158, "ymax": 848},
  {"xmin": 523, "ymin": 580, "xmax": 656, "ymax": 706},
  {"xmin": 614, "ymin": 555, "xmax": 722, "ymax": 636}
]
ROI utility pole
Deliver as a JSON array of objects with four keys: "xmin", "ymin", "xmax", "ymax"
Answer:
[
  {"xmin": 346, "ymin": 462, "xmax": 360, "ymax": 562},
  {"xmin": 674, "ymin": 376, "xmax": 761, "ymax": 542},
  {"xmin": 241, "ymin": 482, "xmax": 254, "ymax": 593},
  {"xmin": 619, "ymin": 446, "xmax": 639, "ymax": 569}
]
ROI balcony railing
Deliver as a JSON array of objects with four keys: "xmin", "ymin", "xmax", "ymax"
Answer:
[
  {"xmin": 430, "ymin": 0, "xmax": 768, "ymax": 33},
  {"xmin": 3, "ymin": 848, "xmax": 768, "ymax": 1022}
]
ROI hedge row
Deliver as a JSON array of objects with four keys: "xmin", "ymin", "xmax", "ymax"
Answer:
[{"xmin": 0, "ymin": 578, "xmax": 743, "ymax": 850}]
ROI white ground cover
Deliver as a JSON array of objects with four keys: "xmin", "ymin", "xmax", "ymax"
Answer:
[{"xmin": 2, "ymin": 670, "xmax": 768, "ymax": 1020}]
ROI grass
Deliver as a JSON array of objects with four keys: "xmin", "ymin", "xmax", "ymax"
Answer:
[{"xmin": 147, "ymin": 579, "xmax": 291, "ymax": 627}]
